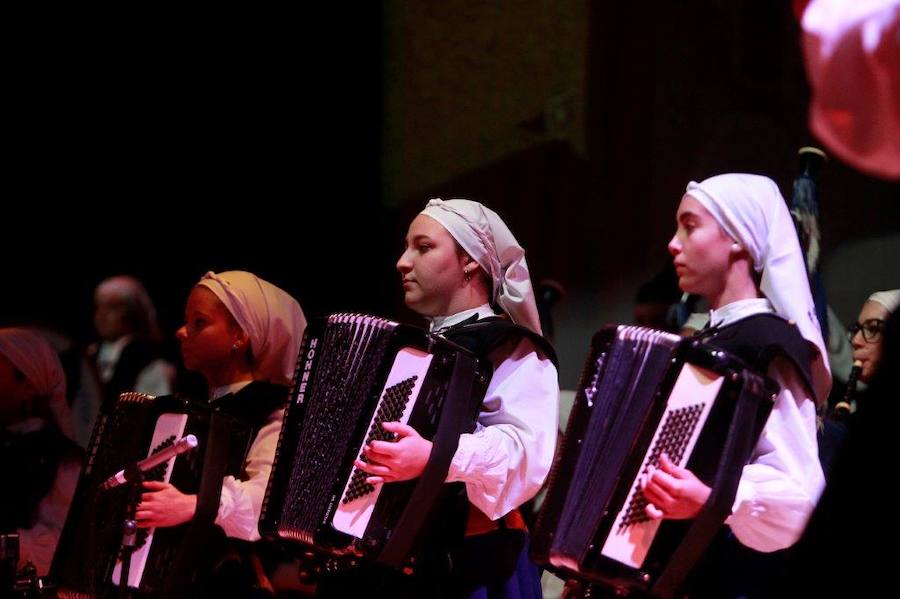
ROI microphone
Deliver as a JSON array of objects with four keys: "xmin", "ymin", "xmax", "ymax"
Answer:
[{"xmin": 100, "ymin": 434, "xmax": 199, "ymax": 491}]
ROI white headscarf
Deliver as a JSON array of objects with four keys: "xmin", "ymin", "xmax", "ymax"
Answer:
[
  {"xmin": 685, "ymin": 174, "xmax": 832, "ymax": 402},
  {"xmin": 198, "ymin": 271, "xmax": 307, "ymax": 387},
  {"xmin": 420, "ymin": 198, "xmax": 542, "ymax": 335},
  {"xmin": 868, "ymin": 289, "xmax": 900, "ymax": 314},
  {"xmin": 0, "ymin": 327, "xmax": 75, "ymax": 441}
]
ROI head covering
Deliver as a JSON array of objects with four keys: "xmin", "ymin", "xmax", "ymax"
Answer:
[
  {"xmin": 0, "ymin": 327, "xmax": 75, "ymax": 440},
  {"xmin": 95, "ymin": 275, "xmax": 162, "ymax": 340},
  {"xmin": 868, "ymin": 289, "xmax": 900, "ymax": 314},
  {"xmin": 198, "ymin": 271, "xmax": 307, "ymax": 386},
  {"xmin": 685, "ymin": 173, "xmax": 832, "ymax": 402},
  {"xmin": 420, "ymin": 198, "xmax": 542, "ymax": 335}
]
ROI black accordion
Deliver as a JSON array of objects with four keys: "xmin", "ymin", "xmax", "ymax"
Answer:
[
  {"xmin": 51, "ymin": 393, "xmax": 252, "ymax": 598},
  {"xmin": 260, "ymin": 313, "xmax": 490, "ymax": 568},
  {"xmin": 532, "ymin": 326, "xmax": 777, "ymax": 597}
]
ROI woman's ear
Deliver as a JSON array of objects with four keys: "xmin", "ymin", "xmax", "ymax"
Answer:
[
  {"xmin": 230, "ymin": 327, "xmax": 250, "ymax": 353},
  {"xmin": 459, "ymin": 253, "xmax": 475, "ymax": 273}
]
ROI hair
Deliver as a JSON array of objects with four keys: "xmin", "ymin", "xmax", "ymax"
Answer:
[
  {"xmin": 95, "ymin": 276, "xmax": 161, "ymax": 341},
  {"xmin": 121, "ymin": 299, "xmax": 154, "ymax": 338}
]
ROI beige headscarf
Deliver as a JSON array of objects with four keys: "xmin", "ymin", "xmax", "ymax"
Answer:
[
  {"xmin": 420, "ymin": 198, "xmax": 542, "ymax": 335},
  {"xmin": 0, "ymin": 327, "xmax": 75, "ymax": 441},
  {"xmin": 198, "ymin": 271, "xmax": 307, "ymax": 386},
  {"xmin": 685, "ymin": 174, "xmax": 832, "ymax": 403}
]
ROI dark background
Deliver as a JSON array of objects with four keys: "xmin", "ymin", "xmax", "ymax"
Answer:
[
  {"xmin": 3, "ymin": 4, "xmax": 898, "ymax": 381},
  {"xmin": 3, "ymin": 8, "xmax": 393, "ymax": 352}
]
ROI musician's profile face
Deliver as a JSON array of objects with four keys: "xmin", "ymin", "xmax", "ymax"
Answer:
[
  {"xmin": 176, "ymin": 286, "xmax": 245, "ymax": 381},
  {"xmin": 668, "ymin": 195, "xmax": 735, "ymax": 302},
  {"xmin": 396, "ymin": 214, "xmax": 470, "ymax": 316},
  {"xmin": 851, "ymin": 300, "xmax": 889, "ymax": 382}
]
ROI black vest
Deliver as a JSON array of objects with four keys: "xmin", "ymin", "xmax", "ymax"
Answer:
[
  {"xmin": 440, "ymin": 315, "xmax": 558, "ymax": 368},
  {"xmin": 210, "ymin": 380, "xmax": 288, "ymax": 442},
  {"xmin": 694, "ymin": 312, "xmax": 816, "ymax": 397},
  {"xmin": 180, "ymin": 381, "xmax": 288, "ymax": 598}
]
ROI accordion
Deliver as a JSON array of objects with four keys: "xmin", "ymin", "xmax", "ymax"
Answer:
[
  {"xmin": 532, "ymin": 326, "xmax": 776, "ymax": 597},
  {"xmin": 51, "ymin": 393, "xmax": 252, "ymax": 599},
  {"xmin": 260, "ymin": 313, "xmax": 491, "ymax": 568}
]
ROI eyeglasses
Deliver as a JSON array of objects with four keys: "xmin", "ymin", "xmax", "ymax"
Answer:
[{"xmin": 848, "ymin": 318, "xmax": 885, "ymax": 343}]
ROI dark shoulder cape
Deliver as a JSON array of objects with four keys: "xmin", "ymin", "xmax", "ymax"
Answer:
[
  {"xmin": 210, "ymin": 380, "xmax": 288, "ymax": 438},
  {"xmin": 440, "ymin": 315, "xmax": 558, "ymax": 368},
  {"xmin": 695, "ymin": 312, "xmax": 816, "ymax": 396}
]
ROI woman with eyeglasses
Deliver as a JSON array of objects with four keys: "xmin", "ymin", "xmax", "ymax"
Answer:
[{"xmin": 850, "ymin": 290, "xmax": 900, "ymax": 383}]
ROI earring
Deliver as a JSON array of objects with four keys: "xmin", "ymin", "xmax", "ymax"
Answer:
[
  {"xmin": 464, "ymin": 268, "xmax": 472, "ymax": 283},
  {"xmin": 231, "ymin": 342, "xmax": 240, "ymax": 352},
  {"xmin": 731, "ymin": 242, "xmax": 741, "ymax": 252}
]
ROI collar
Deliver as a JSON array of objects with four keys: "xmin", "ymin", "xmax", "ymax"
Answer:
[
  {"xmin": 209, "ymin": 379, "xmax": 253, "ymax": 402},
  {"xmin": 709, "ymin": 298, "xmax": 774, "ymax": 329},
  {"xmin": 428, "ymin": 304, "xmax": 496, "ymax": 335}
]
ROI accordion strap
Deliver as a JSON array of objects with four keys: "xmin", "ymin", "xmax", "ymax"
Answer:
[
  {"xmin": 650, "ymin": 371, "xmax": 772, "ymax": 599},
  {"xmin": 376, "ymin": 351, "xmax": 481, "ymax": 568}
]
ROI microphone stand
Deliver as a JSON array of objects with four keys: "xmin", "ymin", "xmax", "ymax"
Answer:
[
  {"xmin": 118, "ymin": 471, "xmax": 142, "ymax": 599},
  {"xmin": 103, "ymin": 435, "xmax": 198, "ymax": 597}
]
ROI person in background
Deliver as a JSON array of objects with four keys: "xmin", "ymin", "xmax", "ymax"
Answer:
[
  {"xmin": 849, "ymin": 289, "xmax": 899, "ymax": 384},
  {"xmin": 88, "ymin": 275, "xmax": 175, "ymax": 408},
  {"xmin": 0, "ymin": 328, "xmax": 81, "ymax": 576}
]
